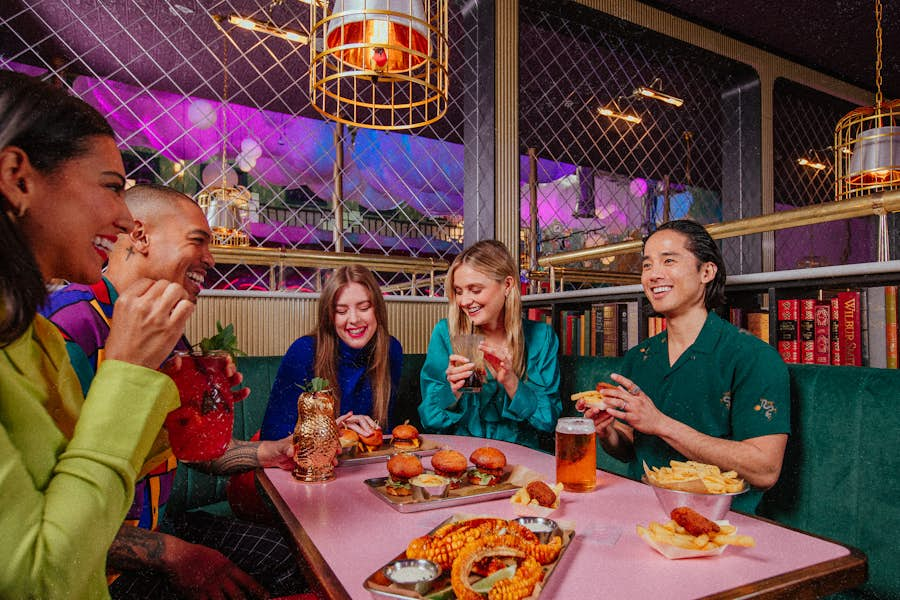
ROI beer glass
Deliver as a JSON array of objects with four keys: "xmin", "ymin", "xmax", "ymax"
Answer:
[
  {"xmin": 555, "ymin": 417, "xmax": 597, "ymax": 492},
  {"xmin": 450, "ymin": 334, "xmax": 486, "ymax": 392}
]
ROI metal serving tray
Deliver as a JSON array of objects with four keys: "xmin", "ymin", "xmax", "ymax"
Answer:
[
  {"xmin": 363, "ymin": 514, "xmax": 576, "ymax": 599},
  {"xmin": 339, "ymin": 435, "xmax": 442, "ymax": 466},
  {"xmin": 363, "ymin": 470, "xmax": 519, "ymax": 513}
]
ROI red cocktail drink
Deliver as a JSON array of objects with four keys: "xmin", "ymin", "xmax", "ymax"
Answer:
[{"xmin": 161, "ymin": 351, "xmax": 236, "ymax": 461}]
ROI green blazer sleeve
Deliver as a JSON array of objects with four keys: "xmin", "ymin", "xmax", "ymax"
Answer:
[{"xmin": 0, "ymin": 319, "xmax": 179, "ymax": 600}]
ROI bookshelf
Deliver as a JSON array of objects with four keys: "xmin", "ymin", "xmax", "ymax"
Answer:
[{"xmin": 522, "ymin": 260, "xmax": 900, "ymax": 367}]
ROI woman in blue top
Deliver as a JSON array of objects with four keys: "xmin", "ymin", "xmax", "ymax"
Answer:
[
  {"xmin": 261, "ymin": 265, "xmax": 403, "ymax": 440},
  {"xmin": 419, "ymin": 240, "xmax": 561, "ymax": 450}
]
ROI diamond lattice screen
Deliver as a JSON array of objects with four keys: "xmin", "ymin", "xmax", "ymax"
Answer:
[
  {"xmin": 0, "ymin": 0, "xmax": 476, "ymax": 293},
  {"xmin": 772, "ymin": 78, "xmax": 875, "ymax": 270},
  {"xmin": 518, "ymin": 2, "xmax": 744, "ymax": 287}
]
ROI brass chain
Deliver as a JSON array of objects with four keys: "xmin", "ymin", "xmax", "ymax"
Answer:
[
  {"xmin": 221, "ymin": 34, "xmax": 230, "ymax": 188},
  {"xmin": 875, "ymin": 0, "xmax": 883, "ymax": 107}
]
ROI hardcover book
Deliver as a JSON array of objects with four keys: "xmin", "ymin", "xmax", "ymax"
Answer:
[
  {"xmin": 814, "ymin": 303, "xmax": 831, "ymax": 365},
  {"xmin": 887, "ymin": 286, "xmax": 898, "ymax": 369},
  {"xmin": 838, "ymin": 291, "xmax": 862, "ymax": 366},
  {"xmin": 776, "ymin": 299, "xmax": 800, "ymax": 364},
  {"xmin": 800, "ymin": 299, "xmax": 816, "ymax": 364},
  {"xmin": 830, "ymin": 297, "xmax": 842, "ymax": 366}
]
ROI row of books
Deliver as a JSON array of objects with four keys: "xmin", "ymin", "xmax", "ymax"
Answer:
[
  {"xmin": 547, "ymin": 302, "xmax": 640, "ymax": 357},
  {"xmin": 775, "ymin": 286, "xmax": 898, "ymax": 368}
]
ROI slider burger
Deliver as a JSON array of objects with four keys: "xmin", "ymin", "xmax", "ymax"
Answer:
[
  {"xmin": 338, "ymin": 428, "xmax": 359, "ymax": 454},
  {"xmin": 358, "ymin": 427, "xmax": 384, "ymax": 453},
  {"xmin": 385, "ymin": 453, "xmax": 424, "ymax": 496},
  {"xmin": 430, "ymin": 449, "xmax": 468, "ymax": 489},
  {"xmin": 390, "ymin": 424, "xmax": 420, "ymax": 450},
  {"xmin": 467, "ymin": 446, "xmax": 507, "ymax": 486}
]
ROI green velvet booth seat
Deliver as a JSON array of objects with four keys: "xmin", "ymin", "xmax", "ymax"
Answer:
[{"xmin": 166, "ymin": 354, "xmax": 899, "ymax": 599}]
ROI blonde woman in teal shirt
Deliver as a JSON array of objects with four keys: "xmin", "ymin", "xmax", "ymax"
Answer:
[{"xmin": 419, "ymin": 240, "xmax": 561, "ymax": 450}]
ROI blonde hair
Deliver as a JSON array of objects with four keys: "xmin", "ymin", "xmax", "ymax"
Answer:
[
  {"xmin": 446, "ymin": 240, "xmax": 525, "ymax": 377},
  {"xmin": 313, "ymin": 265, "xmax": 392, "ymax": 427}
]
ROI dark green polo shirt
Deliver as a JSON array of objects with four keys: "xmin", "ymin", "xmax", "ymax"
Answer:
[{"xmin": 621, "ymin": 312, "xmax": 790, "ymax": 513}]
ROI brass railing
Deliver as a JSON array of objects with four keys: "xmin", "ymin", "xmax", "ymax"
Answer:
[
  {"xmin": 211, "ymin": 246, "xmax": 448, "ymax": 291},
  {"xmin": 538, "ymin": 190, "xmax": 900, "ymax": 269}
]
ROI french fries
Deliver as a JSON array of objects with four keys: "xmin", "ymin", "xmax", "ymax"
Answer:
[
  {"xmin": 637, "ymin": 518, "xmax": 755, "ymax": 552},
  {"xmin": 646, "ymin": 459, "xmax": 746, "ymax": 494}
]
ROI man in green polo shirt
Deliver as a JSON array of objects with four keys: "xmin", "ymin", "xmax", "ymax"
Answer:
[{"xmin": 578, "ymin": 219, "xmax": 789, "ymax": 513}]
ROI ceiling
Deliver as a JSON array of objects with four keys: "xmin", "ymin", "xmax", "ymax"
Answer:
[
  {"xmin": 2, "ymin": 0, "xmax": 898, "ymax": 106},
  {"xmin": 640, "ymin": 0, "xmax": 900, "ymax": 98}
]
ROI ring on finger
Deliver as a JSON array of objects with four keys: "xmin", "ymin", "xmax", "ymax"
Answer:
[{"xmin": 629, "ymin": 385, "xmax": 641, "ymax": 395}]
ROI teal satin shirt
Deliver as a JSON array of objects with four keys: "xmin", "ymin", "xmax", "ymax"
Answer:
[{"xmin": 419, "ymin": 319, "xmax": 562, "ymax": 450}]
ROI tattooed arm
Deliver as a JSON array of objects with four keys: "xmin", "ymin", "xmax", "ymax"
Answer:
[
  {"xmin": 186, "ymin": 436, "xmax": 295, "ymax": 475},
  {"xmin": 108, "ymin": 525, "xmax": 266, "ymax": 599}
]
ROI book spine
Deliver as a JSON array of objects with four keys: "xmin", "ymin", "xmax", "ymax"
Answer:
[
  {"xmin": 800, "ymin": 299, "xmax": 816, "ymax": 364},
  {"xmin": 814, "ymin": 303, "xmax": 831, "ymax": 365},
  {"xmin": 776, "ymin": 299, "xmax": 800, "ymax": 363},
  {"xmin": 838, "ymin": 291, "xmax": 862, "ymax": 366},
  {"xmin": 592, "ymin": 304, "xmax": 604, "ymax": 357},
  {"xmin": 618, "ymin": 303, "xmax": 629, "ymax": 357},
  {"xmin": 627, "ymin": 302, "xmax": 639, "ymax": 351},
  {"xmin": 563, "ymin": 312, "xmax": 575, "ymax": 356},
  {"xmin": 830, "ymin": 297, "xmax": 842, "ymax": 366},
  {"xmin": 887, "ymin": 286, "xmax": 898, "ymax": 369},
  {"xmin": 602, "ymin": 304, "xmax": 618, "ymax": 357},
  {"xmin": 747, "ymin": 312, "xmax": 769, "ymax": 344},
  {"xmin": 578, "ymin": 311, "xmax": 591, "ymax": 356},
  {"xmin": 865, "ymin": 287, "xmax": 886, "ymax": 368}
]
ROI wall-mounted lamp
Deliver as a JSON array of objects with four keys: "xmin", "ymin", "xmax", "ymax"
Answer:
[
  {"xmin": 598, "ymin": 104, "xmax": 641, "ymax": 124},
  {"xmin": 633, "ymin": 77, "xmax": 684, "ymax": 107},
  {"xmin": 226, "ymin": 15, "xmax": 309, "ymax": 44},
  {"xmin": 797, "ymin": 157, "xmax": 827, "ymax": 171}
]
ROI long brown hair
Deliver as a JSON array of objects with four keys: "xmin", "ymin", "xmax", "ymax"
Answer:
[
  {"xmin": 0, "ymin": 71, "xmax": 115, "ymax": 346},
  {"xmin": 313, "ymin": 265, "xmax": 393, "ymax": 427},
  {"xmin": 446, "ymin": 240, "xmax": 525, "ymax": 377}
]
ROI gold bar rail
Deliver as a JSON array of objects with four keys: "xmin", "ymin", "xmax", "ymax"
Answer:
[
  {"xmin": 539, "ymin": 190, "xmax": 900, "ymax": 268},
  {"xmin": 212, "ymin": 246, "xmax": 448, "ymax": 274}
]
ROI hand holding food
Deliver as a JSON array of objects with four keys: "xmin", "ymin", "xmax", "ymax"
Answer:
[
  {"xmin": 571, "ymin": 381, "xmax": 618, "ymax": 411},
  {"xmin": 637, "ymin": 506, "xmax": 755, "ymax": 553}
]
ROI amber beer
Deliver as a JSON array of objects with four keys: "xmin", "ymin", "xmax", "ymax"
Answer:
[{"xmin": 555, "ymin": 418, "xmax": 597, "ymax": 492}]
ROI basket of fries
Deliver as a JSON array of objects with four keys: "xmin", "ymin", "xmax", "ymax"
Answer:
[
  {"xmin": 636, "ymin": 508, "xmax": 755, "ymax": 559},
  {"xmin": 643, "ymin": 460, "xmax": 748, "ymax": 521}
]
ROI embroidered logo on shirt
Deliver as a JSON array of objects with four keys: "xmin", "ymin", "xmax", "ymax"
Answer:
[
  {"xmin": 753, "ymin": 398, "xmax": 777, "ymax": 421},
  {"xmin": 720, "ymin": 391, "xmax": 732, "ymax": 409}
]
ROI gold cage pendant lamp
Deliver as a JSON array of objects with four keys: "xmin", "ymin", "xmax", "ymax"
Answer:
[
  {"xmin": 309, "ymin": 0, "xmax": 449, "ymax": 130},
  {"xmin": 196, "ymin": 31, "xmax": 251, "ymax": 247},
  {"xmin": 835, "ymin": 0, "xmax": 899, "ymax": 203}
]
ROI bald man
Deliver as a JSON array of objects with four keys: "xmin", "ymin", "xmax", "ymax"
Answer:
[{"xmin": 41, "ymin": 184, "xmax": 306, "ymax": 599}]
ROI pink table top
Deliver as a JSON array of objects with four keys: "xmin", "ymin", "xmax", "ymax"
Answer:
[{"xmin": 259, "ymin": 435, "xmax": 863, "ymax": 600}]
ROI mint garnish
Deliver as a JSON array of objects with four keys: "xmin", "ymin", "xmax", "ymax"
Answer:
[{"xmin": 197, "ymin": 321, "xmax": 245, "ymax": 357}]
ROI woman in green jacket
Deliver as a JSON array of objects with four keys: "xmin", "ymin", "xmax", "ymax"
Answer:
[
  {"xmin": 419, "ymin": 240, "xmax": 561, "ymax": 450},
  {"xmin": 0, "ymin": 72, "xmax": 193, "ymax": 599}
]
